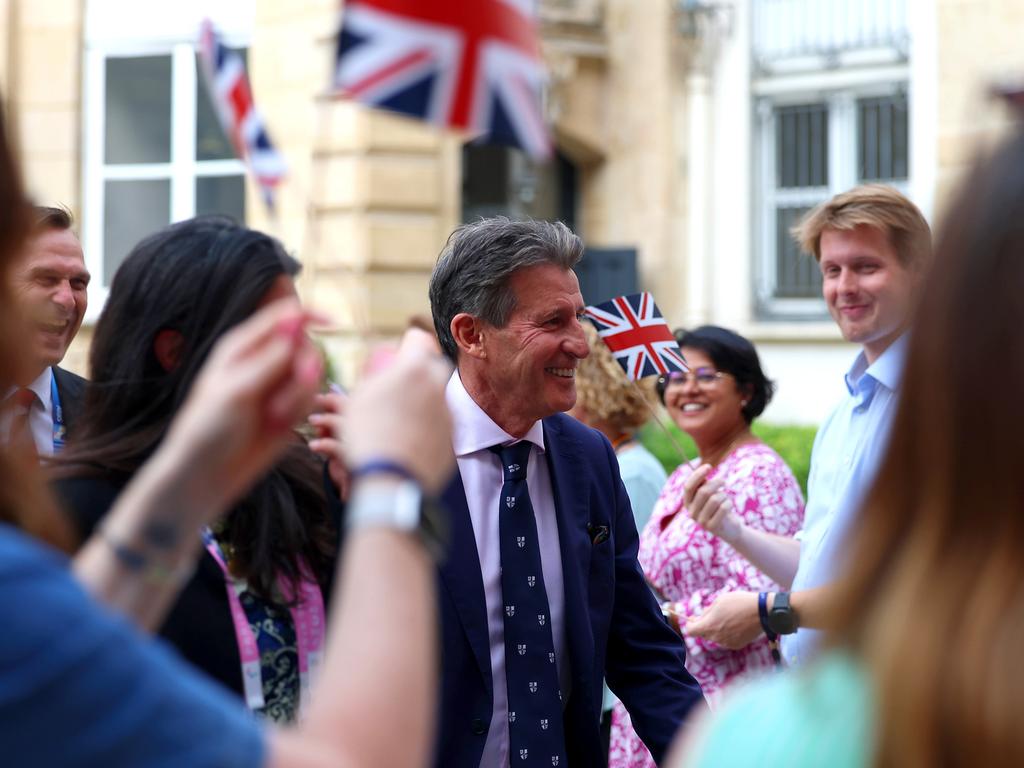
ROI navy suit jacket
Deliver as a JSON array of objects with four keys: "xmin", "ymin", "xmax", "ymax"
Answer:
[
  {"xmin": 435, "ymin": 413, "xmax": 706, "ymax": 767},
  {"xmin": 53, "ymin": 366, "xmax": 86, "ymax": 435}
]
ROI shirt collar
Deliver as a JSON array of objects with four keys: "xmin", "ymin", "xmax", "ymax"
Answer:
[
  {"xmin": 845, "ymin": 332, "xmax": 909, "ymax": 396},
  {"xmin": 446, "ymin": 371, "xmax": 546, "ymax": 457},
  {"xmin": 3, "ymin": 367, "xmax": 53, "ymax": 411}
]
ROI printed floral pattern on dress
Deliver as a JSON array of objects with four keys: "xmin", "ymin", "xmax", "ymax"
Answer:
[
  {"xmin": 608, "ymin": 443, "xmax": 805, "ymax": 768},
  {"xmin": 240, "ymin": 591, "xmax": 300, "ymax": 724}
]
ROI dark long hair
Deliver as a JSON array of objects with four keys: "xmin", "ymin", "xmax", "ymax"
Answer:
[
  {"xmin": 829, "ymin": 127, "xmax": 1024, "ymax": 765},
  {"xmin": 61, "ymin": 216, "xmax": 333, "ymax": 601}
]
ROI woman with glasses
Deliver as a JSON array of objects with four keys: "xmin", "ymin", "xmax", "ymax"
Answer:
[{"xmin": 609, "ymin": 326, "xmax": 803, "ymax": 768}]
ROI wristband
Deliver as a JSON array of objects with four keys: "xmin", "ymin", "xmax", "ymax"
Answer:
[
  {"xmin": 757, "ymin": 591, "xmax": 777, "ymax": 640},
  {"xmin": 350, "ymin": 460, "xmax": 419, "ymax": 484}
]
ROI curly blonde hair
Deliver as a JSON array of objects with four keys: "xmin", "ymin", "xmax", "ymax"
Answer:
[{"xmin": 574, "ymin": 322, "xmax": 658, "ymax": 433}]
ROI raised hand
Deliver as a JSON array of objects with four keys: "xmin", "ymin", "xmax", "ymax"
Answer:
[
  {"xmin": 161, "ymin": 298, "xmax": 327, "ymax": 513},
  {"xmin": 683, "ymin": 464, "xmax": 743, "ymax": 545}
]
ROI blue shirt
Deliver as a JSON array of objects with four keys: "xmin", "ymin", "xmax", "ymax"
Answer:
[
  {"xmin": 781, "ymin": 334, "xmax": 907, "ymax": 666},
  {"xmin": 0, "ymin": 524, "xmax": 266, "ymax": 767}
]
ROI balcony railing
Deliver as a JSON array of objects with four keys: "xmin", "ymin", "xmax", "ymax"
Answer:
[
  {"xmin": 752, "ymin": 0, "xmax": 909, "ymax": 66},
  {"xmin": 539, "ymin": 0, "xmax": 603, "ymax": 26}
]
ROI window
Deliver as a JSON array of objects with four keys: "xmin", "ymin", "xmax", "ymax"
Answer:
[
  {"xmin": 85, "ymin": 46, "xmax": 246, "ymax": 288},
  {"xmin": 757, "ymin": 88, "xmax": 909, "ymax": 316},
  {"xmin": 83, "ymin": 0, "xmax": 256, "ymax": 307},
  {"xmin": 461, "ymin": 145, "xmax": 578, "ymax": 230}
]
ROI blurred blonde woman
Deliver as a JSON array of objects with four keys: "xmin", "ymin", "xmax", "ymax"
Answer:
[
  {"xmin": 569, "ymin": 322, "xmax": 668, "ymax": 755},
  {"xmin": 571, "ymin": 322, "xmax": 667, "ymax": 533}
]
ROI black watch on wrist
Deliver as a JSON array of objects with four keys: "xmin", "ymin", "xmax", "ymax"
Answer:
[{"xmin": 765, "ymin": 591, "xmax": 799, "ymax": 635}]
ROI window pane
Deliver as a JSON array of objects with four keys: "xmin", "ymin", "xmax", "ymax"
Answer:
[
  {"xmin": 196, "ymin": 174, "xmax": 246, "ymax": 221},
  {"xmin": 196, "ymin": 50, "xmax": 248, "ymax": 161},
  {"xmin": 776, "ymin": 104, "xmax": 828, "ymax": 188},
  {"xmin": 462, "ymin": 144, "xmax": 511, "ymax": 221},
  {"xmin": 461, "ymin": 145, "xmax": 577, "ymax": 228},
  {"xmin": 775, "ymin": 206, "xmax": 823, "ymax": 299},
  {"xmin": 105, "ymin": 56, "xmax": 171, "ymax": 164},
  {"xmin": 858, "ymin": 95, "xmax": 908, "ymax": 181},
  {"xmin": 103, "ymin": 179, "xmax": 171, "ymax": 283}
]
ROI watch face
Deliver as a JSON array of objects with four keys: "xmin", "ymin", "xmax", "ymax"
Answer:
[{"xmin": 768, "ymin": 608, "xmax": 799, "ymax": 635}]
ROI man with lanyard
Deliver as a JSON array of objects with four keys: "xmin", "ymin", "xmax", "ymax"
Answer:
[
  {"xmin": 681, "ymin": 185, "xmax": 932, "ymax": 665},
  {"xmin": 2, "ymin": 206, "xmax": 89, "ymax": 458}
]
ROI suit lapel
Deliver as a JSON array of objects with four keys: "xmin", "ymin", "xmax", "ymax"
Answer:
[
  {"xmin": 53, "ymin": 366, "xmax": 86, "ymax": 433},
  {"xmin": 543, "ymin": 417, "xmax": 595, "ymax": 688},
  {"xmin": 439, "ymin": 470, "xmax": 493, "ymax": 695}
]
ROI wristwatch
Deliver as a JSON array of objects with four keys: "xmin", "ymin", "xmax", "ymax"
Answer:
[
  {"xmin": 347, "ymin": 478, "xmax": 448, "ymax": 561},
  {"xmin": 764, "ymin": 591, "xmax": 799, "ymax": 636}
]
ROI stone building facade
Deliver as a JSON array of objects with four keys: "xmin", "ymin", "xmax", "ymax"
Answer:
[{"xmin": 2, "ymin": 0, "xmax": 1022, "ymax": 420}]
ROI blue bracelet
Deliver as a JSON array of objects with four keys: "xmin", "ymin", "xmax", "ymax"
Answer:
[
  {"xmin": 758, "ymin": 591, "xmax": 777, "ymax": 641},
  {"xmin": 351, "ymin": 460, "xmax": 419, "ymax": 484}
]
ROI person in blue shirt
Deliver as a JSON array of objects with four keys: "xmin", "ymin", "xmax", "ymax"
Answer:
[{"xmin": 680, "ymin": 184, "xmax": 931, "ymax": 665}]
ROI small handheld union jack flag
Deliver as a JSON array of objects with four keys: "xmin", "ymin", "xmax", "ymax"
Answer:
[
  {"xmin": 197, "ymin": 19, "xmax": 287, "ymax": 211},
  {"xmin": 333, "ymin": 0, "xmax": 551, "ymax": 160},
  {"xmin": 584, "ymin": 293, "xmax": 688, "ymax": 381}
]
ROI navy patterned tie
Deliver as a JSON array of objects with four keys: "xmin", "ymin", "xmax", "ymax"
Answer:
[{"xmin": 491, "ymin": 442, "xmax": 566, "ymax": 767}]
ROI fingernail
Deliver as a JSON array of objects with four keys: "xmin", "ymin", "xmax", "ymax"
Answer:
[
  {"xmin": 277, "ymin": 316, "xmax": 304, "ymax": 341},
  {"xmin": 300, "ymin": 356, "xmax": 322, "ymax": 384}
]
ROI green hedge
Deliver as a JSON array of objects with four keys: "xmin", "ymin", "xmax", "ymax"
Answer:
[{"xmin": 637, "ymin": 420, "xmax": 817, "ymax": 496}]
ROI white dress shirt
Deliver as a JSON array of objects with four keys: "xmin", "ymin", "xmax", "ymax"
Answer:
[
  {"xmin": 446, "ymin": 372, "xmax": 569, "ymax": 768},
  {"xmin": 1, "ymin": 368, "xmax": 56, "ymax": 456}
]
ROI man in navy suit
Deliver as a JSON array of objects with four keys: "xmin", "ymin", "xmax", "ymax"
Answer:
[
  {"xmin": 428, "ymin": 218, "xmax": 705, "ymax": 767},
  {"xmin": 2, "ymin": 206, "xmax": 88, "ymax": 455}
]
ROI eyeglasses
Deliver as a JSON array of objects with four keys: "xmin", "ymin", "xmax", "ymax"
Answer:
[{"xmin": 658, "ymin": 367, "xmax": 731, "ymax": 389}]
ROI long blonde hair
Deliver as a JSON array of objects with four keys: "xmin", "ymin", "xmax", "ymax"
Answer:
[{"xmin": 829, "ymin": 129, "xmax": 1024, "ymax": 766}]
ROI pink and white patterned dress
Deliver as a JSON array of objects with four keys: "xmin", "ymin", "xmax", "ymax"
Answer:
[{"xmin": 608, "ymin": 443, "xmax": 805, "ymax": 768}]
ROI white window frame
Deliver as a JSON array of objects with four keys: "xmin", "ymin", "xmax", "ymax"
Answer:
[
  {"xmin": 81, "ymin": 1, "xmax": 254, "ymax": 320},
  {"xmin": 754, "ymin": 79, "xmax": 910, "ymax": 318}
]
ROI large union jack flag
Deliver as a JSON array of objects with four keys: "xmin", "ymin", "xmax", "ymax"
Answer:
[
  {"xmin": 584, "ymin": 293, "xmax": 688, "ymax": 381},
  {"xmin": 333, "ymin": 0, "xmax": 551, "ymax": 160},
  {"xmin": 198, "ymin": 19, "xmax": 286, "ymax": 210}
]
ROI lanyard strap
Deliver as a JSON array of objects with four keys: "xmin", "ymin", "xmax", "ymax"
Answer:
[
  {"xmin": 201, "ymin": 528, "xmax": 326, "ymax": 714},
  {"xmin": 49, "ymin": 374, "xmax": 65, "ymax": 453}
]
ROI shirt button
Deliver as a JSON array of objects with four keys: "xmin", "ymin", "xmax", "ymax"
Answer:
[{"xmin": 471, "ymin": 718, "xmax": 487, "ymax": 735}]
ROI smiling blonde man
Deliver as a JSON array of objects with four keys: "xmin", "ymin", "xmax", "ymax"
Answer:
[{"xmin": 683, "ymin": 185, "xmax": 931, "ymax": 666}]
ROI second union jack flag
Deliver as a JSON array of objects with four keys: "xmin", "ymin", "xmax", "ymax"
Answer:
[
  {"xmin": 198, "ymin": 19, "xmax": 286, "ymax": 210},
  {"xmin": 333, "ymin": 0, "xmax": 551, "ymax": 160},
  {"xmin": 584, "ymin": 293, "xmax": 688, "ymax": 381}
]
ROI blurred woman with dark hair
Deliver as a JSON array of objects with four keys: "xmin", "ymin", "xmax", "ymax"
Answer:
[
  {"xmin": 672, "ymin": 120, "xmax": 1024, "ymax": 768},
  {"xmin": 55, "ymin": 217, "xmax": 340, "ymax": 723},
  {"xmin": 610, "ymin": 326, "xmax": 803, "ymax": 768},
  {"xmin": 0, "ymin": 93, "xmax": 450, "ymax": 767}
]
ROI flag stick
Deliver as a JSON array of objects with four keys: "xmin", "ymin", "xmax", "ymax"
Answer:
[{"xmin": 634, "ymin": 380, "xmax": 690, "ymax": 465}]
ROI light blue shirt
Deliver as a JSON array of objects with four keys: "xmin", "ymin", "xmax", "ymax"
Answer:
[
  {"xmin": 781, "ymin": 334, "xmax": 908, "ymax": 666},
  {"xmin": 602, "ymin": 442, "xmax": 667, "ymax": 712}
]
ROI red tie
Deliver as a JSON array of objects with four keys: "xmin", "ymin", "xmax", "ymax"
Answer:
[{"xmin": 6, "ymin": 388, "xmax": 38, "ymax": 462}]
